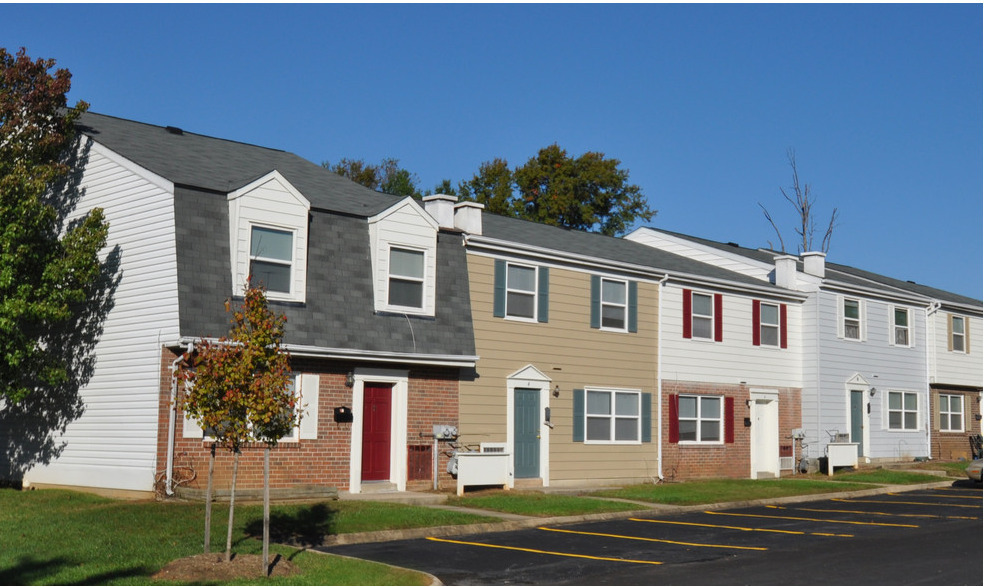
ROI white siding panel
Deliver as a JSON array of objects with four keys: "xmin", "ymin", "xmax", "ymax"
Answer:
[
  {"xmin": 22, "ymin": 142, "xmax": 179, "ymax": 493},
  {"xmin": 626, "ymin": 229, "xmax": 773, "ymax": 280},
  {"xmin": 931, "ymin": 312, "xmax": 983, "ymax": 387},
  {"xmin": 370, "ymin": 201, "xmax": 438, "ymax": 315}
]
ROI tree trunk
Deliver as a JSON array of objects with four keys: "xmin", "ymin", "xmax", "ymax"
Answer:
[
  {"xmin": 262, "ymin": 445, "xmax": 271, "ymax": 576},
  {"xmin": 204, "ymin": 443, "xmax": 215, "ymax": 553},
  {"xmin": 225, "ymin": 448, "xmax": 239, "ymax": 563}
]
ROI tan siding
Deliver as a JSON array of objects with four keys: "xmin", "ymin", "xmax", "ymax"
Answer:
[{"xmin": 462, "ymin": 254, "xmax": 660, "ymax": 485}]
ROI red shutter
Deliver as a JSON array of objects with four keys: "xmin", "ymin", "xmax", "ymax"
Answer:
[
  {"xmin": 752, "ymin": 300, "xmax": 761, "ymax": 346},
  {"xmin": 780, "ymin": 304, "xmax": 788, "ymax": 349},
  {"xmin": 682, "ymin": 289, "xmax": 692, "ymax": 339},
  {"xmin": 668, "ymin": 394, "xmax": 680, "ymax": 443},
  {"xmin": 724, "ymin": 397, "xmax": 734, "ymax": 444},
  {"xmin": 714, "ymin": 294, "xmax": 723, "ymax": 342}
]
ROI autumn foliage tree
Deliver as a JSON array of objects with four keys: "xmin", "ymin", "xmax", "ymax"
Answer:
[
  {"xmin": 180, "ymin": 283, "xmax": 296, "ymax": 571},
  {"xmin": 0, "ymin": 47, "xmax": 108, "ymax": 404}
]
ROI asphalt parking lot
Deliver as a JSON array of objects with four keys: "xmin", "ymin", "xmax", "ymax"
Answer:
[{"xmin": 322, "ymin": 482, "xmax": 983, "ymax": 585}]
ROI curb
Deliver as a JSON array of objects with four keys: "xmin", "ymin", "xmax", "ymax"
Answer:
[{"xmin": 312, "ymin": 479, "xmax": 958, "ymax": 547}]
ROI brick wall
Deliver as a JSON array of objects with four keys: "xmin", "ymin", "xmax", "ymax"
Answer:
[
  {"xmin": 929, "ymin": 387, "xmax": 982, "ymax": 461},
  {"xmin": 660, "ymin": 380, "xmax": 802, "ymax": 481},
  {"xmin": 157, "ymin": 348, "xmax": 460, "ymax": 495}
]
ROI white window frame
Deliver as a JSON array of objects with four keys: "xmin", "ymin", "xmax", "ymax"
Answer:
[
  {"xmin": 248, "ymin": 224, "xmax": 296, "ymax": 296},
  {"xmin": 842, "ymin": 298, "xmax": 862, "ymax": 341},
  {"xmin": 951, "ymin": 315, "xmax": 966, "ymax": 353},
  {"xmin": 678, "ymin": 394, "xmax": 723, "ymax": 444},
  {"xmin": 385, "ymin": 245, "xmax": 427, "ymax": 312},
  {"xmin": 887, "ymin": 390, "xmax": 920, "ymax": 431},
  {"xmin": 759, "ymin": 302, "xmax": 781, "ymax": 348},
  {"xmin": 891, "ymin": 306, "xmax": 911, "ymax": 347},
  {"xmin": 691, "ymin": 292, "xmax": 715, "ymax": 341},
  {"xmin": 600, "ymin": 278, "xmax": 628, "ymax": 332},
  {"xmin": 584, "ymin": 387, "xmax": 642, "ymax": 445},
  {"xmin": 505, "ymin": 262, "xmax": 538, "ymax": 322},
  {"xmin": 939, "ymin": 394, "xmax": 965, "ymax": 432}
]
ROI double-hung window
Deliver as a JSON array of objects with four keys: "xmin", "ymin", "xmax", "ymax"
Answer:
[
  {"xmin": 250, "ymin": 226, "xmax": 294, "ymax": 294},
  {"xmin": 939, "ymin": 394, "xmax": 964, "ymax": 432},
  {"xmin": 950, "ymin": 315, "xmax": 967, "ymax": 353},
  {"xmin": 678, "ymin": 395, "xmax": 723, "ymax": 443},
  {"xmin": 586, "ymin": 389, "xmax": 641, "ymax": 443},
  {"xmin": 691, "ymin": 293, "xmax": 714, "ymax": 340},
  {"xmin": 388, "ymin": 247, "xmax": 425, "ymax": 310},
  {"xmin": 759, "ymin": 303, "xmax": 780, "ymax": 347},
  {"xmin": 893, "ymin": 307, "xmax": 910, "ymax": 347},
  {"xmin": 887, "ymin": 391, "xmax": 918, "ymax": 430},
  {"xmin": 601, "ymin": 278, "xmax": 628, "ymax": 330},
  {"xmin": 842, "ymin": 298, "xmax": 861, "ymax": 340},
  {"xmin": 506, "ymin": 263, "xmax": 537, "ymax": 320}
]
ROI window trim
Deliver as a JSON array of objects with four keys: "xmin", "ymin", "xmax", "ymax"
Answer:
[
  {"xmin": 504, "ymin": 261, "xmax": 539, "ymax": 322},
  {"xmin": 841, "ymin": 297, "xmax": 862, "ymax": 341},
  {"xmin": 676, "ymin": 394, "xmax": 724, "ymax": 445},
  {"xmin": 886, "ymin": 390, "xmax": 920, "ymax": 431},
  {"xmin": 583, "ymin": 387, "xmax": 643, "ymax": 445},
  {"xmin": 950, "ymin": 315, "xmax": 967, "ymax": 353},
  {"xmin": 248, "ymin": 223, "xmax": 296, "ymax": 298},
  {"xmin": 684, "ymin": 289, "xmax": 721, "ymax": 342},
  {"xmin": 599, "ymin": 277, "xmax": 629, "ymax": 332},
  {"xmin": 385, "ymin": 245, "xmax": 427, "ymax": 312},
  {"xmin": 891, "ymin": 306, "xmax": 911, "ymax": 348},
  {"xmin": 938, "ymin": 393, "xmax": 965, "ymax": 433}
]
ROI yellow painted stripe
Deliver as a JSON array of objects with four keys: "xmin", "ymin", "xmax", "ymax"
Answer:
[
  {"xmin": 888, "ymin": 492, "xmax": 983, "ymax": 500},
  {"xmin": 629, "ymin": 517, "xmax": 853, "ymax": 538},
  {"xmin": 766, "ymin": 504, "xmax": 978, "ymax": 521},
  {"xmin": 706, "ymin": 510, "xmax": 919, "ymax": 528},
  {"xmin": 424, "ymin": 536, "xmax": 663, "ymax": 565},
  {"xmin": 538, "ymin": 526, "xmax": 767, "ymax": 551},
  {"xmin": 833, "ymin": 498, "xmax": 982, "ymax": 509}
]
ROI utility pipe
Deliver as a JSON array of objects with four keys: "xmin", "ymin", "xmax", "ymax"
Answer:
[
  {"xmin": 656, "ymin": 274, "xmax": 669, "ymax": 482},
  {"xmin": 166, "ymin": 341, "xmax": 193, "ymax": 496}
]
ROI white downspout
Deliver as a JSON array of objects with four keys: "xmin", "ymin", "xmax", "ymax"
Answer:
[
  {"xmin": 656, "ymin": 274, "xmax": 669, "ymax": 482},
  {"xmin": 924, "ymin": 301, "xmax": 940, "ymax": 459},
  {"xmin": 166, "ymin": 340, "xmax": 193, "ymax": 496}
]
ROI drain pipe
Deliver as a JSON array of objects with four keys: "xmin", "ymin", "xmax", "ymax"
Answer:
[
  {"xmin": 924, "ymin": 301, "xmax": 940, "ymax": 459},
  {"xmin": 656, "ymin": 274, "xmax": 669, "ymax": 482},
  {"xmin": 166, "ymin": 340, "xmax": 193, "ymax": 496}
]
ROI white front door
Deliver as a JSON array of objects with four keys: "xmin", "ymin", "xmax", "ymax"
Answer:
[{"xmin": 750, "ymin": 389, "xmax": 779, "ymax": 479}]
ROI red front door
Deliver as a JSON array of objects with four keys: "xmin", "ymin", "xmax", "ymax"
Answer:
[{"xmin": 361, "ymin": 383, "xmax": 392, "ymax": 481}]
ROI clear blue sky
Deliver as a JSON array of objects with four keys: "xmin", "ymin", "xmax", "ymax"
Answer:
[{"xmin": 3, "ymin": 3, "xmax": 981, "ymax": 299}]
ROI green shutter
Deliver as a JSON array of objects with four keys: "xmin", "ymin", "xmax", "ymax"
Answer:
[
  {"xmin": 537, "ymin": 267, "xmax": 550, "ymax": 323},
  {"xmin": 590, "ymin": 275, "xmax": 601, "ymax": 329},
  {"xmin": 493, "ymin": 259, "xmax": 506, "ymax": 317},
  {"xmin": 573, "ymin": 388, "xmax": 585, "ymax": 442},
  {"xmin": 641, "ymin": 392, "xmax": 651, "ymax": 442},
  {"xmin": 628, "ymin": 281, "xmax": 638, "ymax": 333}
]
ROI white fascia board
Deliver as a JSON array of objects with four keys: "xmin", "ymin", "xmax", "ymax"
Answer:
[
  {"xmin": 368, "ymin": 196, "xmax": 440, "ymax": 230},
  {"xmin": 170, "ymin": 337, "xmax": 478, "ymax": 368},
  {"xmin": 227, "ymin": 170, "xmax": 311, "ymax": 210},
  {"xmin": 627, "ymin": 227, "xmax": 777, "ymax": 272},
  {"xmin": 466, "ymin": 235, "xmax": 806, "ymax": 301},
  {"xmin": 88, "ymin": 138, "xmax": 174, "ymax": 194}
]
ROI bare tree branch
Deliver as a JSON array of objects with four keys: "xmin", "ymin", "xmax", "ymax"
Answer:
[{"xmin": 758, "ymin": 202, "xmax": 786, "ymax": 252}]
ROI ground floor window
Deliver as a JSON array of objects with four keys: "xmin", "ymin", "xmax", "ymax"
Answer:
[
  {"xmin": 586, "ymin": 388, "xmax": 641, "ymax": 443},
  {"xmin": 938, "ymin": 394, "xmax": 964, "ymax": 432},
  {"xmin": 678, "ymin": 395, "xmax": 723, "ymax": 443},
  {"xmin": 888, "ymin": 391, "xmax": 919, "ymax": 430}
]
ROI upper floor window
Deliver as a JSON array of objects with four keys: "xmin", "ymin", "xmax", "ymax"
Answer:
[
  {"xmin": 493, "ymin": 260, "xmax": 549, "ymax": 323},
  {"xmin": 683, "ymin": 289, "xmax": 722, "ymax": 341},
  {"xmin": 601, "ymin": 278, "xmax": 627, "ymax": 330},
  {"xmin": 249, "ymin": 226, "xmax": 294, "ymax": 294},
  {"xmin": 938, "ymin": 394, "xmax": 964, "ymax": 432},
  {"xmin": 591, "ymin": 276, "xmax": 638, "ymax": 333},
  {"xmin": 586, "ymin": 389, "xmax": 641, "ymax": 443},
  {"xmin": 892, "ymin": 307, "xmax": 910, "ymax": 347},
  {"xmin": 887, "ymin": 391, "xmax": 918, "ymax": 431},
  {"xmin": 753, "ymin": 300, "xmax": 787, "ymax": 348},
  {"xmin": 950, "ymin": 315, "xmax": 967, "ymax": 353},
  {"xmin": 843, "ymin": 299, "xmax": 861, "ymax": 340},
  {"xmin": 387, "ymin": 247, "xmax": 425, "ymax": 310}
]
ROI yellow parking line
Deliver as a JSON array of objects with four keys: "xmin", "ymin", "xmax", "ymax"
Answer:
[
  {"xmin": 833, "ymin": 498, "xmax": 982, "ymax": 509},
  {"xmin": 765, "ymin": 504, "xmax": 978, "ymax": 521},
  {"xmin": 629, "ymin": 517, "xmax": 853, "ymax": 538},
  {"xmin": 425, "ymin": 536, "xmax": 663, "ymax": 565},
  {"xmin": 706, "ymin": 510, "xmax": 919, "ymax": 528},
  {"xmin": 538, "ymin": 526, "xmax": 767, "ymax": 551},
  {"xmin": 888, "ymin": 492, "xmax": 983, "ymax": 500}
]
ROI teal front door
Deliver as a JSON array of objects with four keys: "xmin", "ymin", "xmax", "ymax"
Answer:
[
  {"xmin": 850, "ymin": 390, "xmax": 865, "ymax": 458},
  {"xmin": 514, "ymin": 388, "xmax": 540, "ymax": 479}
]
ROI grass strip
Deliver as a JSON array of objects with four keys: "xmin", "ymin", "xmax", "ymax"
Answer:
[
  {"xmin": 591, "ymin": 478, "xmax": 875, "ymax": 505},
  {"xmin": 448, "ymin": 491, "xmax": 643, "ymax": 517}
]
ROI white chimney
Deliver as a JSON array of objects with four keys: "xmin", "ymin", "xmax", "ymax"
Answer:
[
  {"xmin": 454, "ymin": 202, "xmax": 484, "ymax": 235},
  {"xmin": 802, "ymin": 251, "xmax": 826, "ymax": 278},
  {"xmin": 423, "ymin": 194, "xmax": 456, "ymax": 229},
  {"xmin": 773, "ymin": 255, "xmax": 798, "ymax": 289}
]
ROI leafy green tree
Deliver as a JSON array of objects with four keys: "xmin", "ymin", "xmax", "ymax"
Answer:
[
  {"xmin": 458, "ymin": 145, "xmax": 655, "ymax": 236},
  {"xmin": 0, "ymin": 47, "xmax": 108, "ymax": 404},
  {"xmin": 324, "ymin": 156, "xmax": 422, "ymax": 198},
  {"xmin": 180, "ymin": 283, "xmax": 295, "ymax": 570}
]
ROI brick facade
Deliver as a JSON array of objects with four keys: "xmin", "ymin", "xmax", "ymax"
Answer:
[
  {"xmin": 660, "ymin": 380, "xmax": 802, "ymax": 480},
  {"xmin": 156, "ymin": 348, "xmax": 460, "ymax": 496},
  {"xmin": 929, "ymin": 386, "xmax": 982, "ymax": 461}
]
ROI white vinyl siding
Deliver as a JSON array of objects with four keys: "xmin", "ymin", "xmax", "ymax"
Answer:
[
  {"xmin": 369, "ymin": 199, "xmax": 438, "ymax": 316},
  {"xmin": 929, "ymin": 312, "xmax": 982, "ymax": 388},
  {"xmin": 21, "ymin": 140, "xmax": 180, "ymax": 492}
]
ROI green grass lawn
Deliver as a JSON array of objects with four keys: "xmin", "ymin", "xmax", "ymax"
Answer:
[
  {"xmin": 591, "ymin": 478, "xmax": 875, "ymax": 506},
  {"xmin": 448, "ymin": 491, "xmax": 643, "ymax": 517},
  {"xmin": 819, "ymin": 469, "xmax": 951, "ymax": 485},
  {"xmin": 0, "ymin": 488, "xmax": 493, "ymax": 586}
]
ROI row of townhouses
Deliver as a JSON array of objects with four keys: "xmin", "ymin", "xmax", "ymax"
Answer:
[{"xmin": 2, "ymin": 112, "xmax": 980, "ymax": 498}]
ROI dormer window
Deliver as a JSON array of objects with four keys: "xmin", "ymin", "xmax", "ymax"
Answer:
[
  {"xmin": 387, "ymin": 247, "xmax": 425, "ymax": 310},
  {"xmin": 249, "ymin": 226, "xmax": 294, "ymax": 294}
]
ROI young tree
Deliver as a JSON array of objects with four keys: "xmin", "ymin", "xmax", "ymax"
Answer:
[
  {"xmin": 759, "ymin": 149, "xmax": 838, "ymax": 253},
  {"xmin": 180, "ymin": 283, "xmax": 295, "ymax": 570},
  {"xmin": 0, "ymin": 47, "xmax": 108, "ymax": 404}
]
